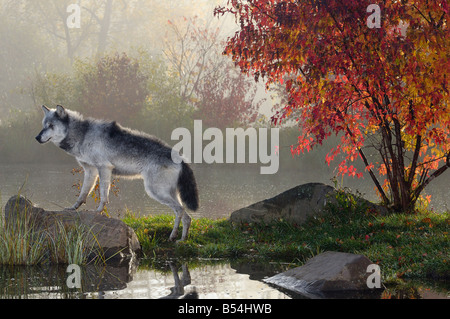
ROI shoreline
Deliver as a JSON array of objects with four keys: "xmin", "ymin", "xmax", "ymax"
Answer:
[{"xmin": 122, "ymin": 207, "xmax": 449, "ymax": 282}]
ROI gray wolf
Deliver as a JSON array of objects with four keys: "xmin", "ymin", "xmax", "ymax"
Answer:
[{"xmin": 35, "ymin": 105, "xmax": 199, "ymax": 241}]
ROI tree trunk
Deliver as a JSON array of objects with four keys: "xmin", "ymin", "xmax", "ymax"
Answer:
[{"xmin": 97, "ymin": 0, "xmax": 113, "ymax": 57}]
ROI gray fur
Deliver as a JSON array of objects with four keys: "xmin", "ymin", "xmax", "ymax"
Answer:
[{"xmin": 36, "ymin": 105, "xmax": 199, "ymax": 241}]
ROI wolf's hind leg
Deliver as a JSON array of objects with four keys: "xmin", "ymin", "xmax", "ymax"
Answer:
[
  {"xmin": 169, "ymin": 204, "xmax": 187, "ymax": 241},
  {"xmin": 143, "ymin": 173, "xmax": 190, "ymax": 241},
  {"xmin": 178, "ymin": 211, "xmax": 191, "ymax": 241},
  {"xmin": 67, "ymin": 164, "xmax": 98, "ymax": 210}
]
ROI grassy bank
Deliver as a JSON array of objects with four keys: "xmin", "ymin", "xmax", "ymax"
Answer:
[{"xmin": 123, "ymin": 194, "xmax": 449, "ymax": 282}]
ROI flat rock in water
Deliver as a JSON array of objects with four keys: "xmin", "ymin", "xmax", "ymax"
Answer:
[
  {"xmin": 4, "ymin": 195, "xmax": 141, "ymax": 262},
  {"xmin": 264, "ymin": 251, "xmax": 381, "ymax": 298}
]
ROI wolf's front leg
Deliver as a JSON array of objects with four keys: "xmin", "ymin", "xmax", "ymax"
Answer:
[
  {"xmin": 66, "ymin": 164, "xmax": 98, "ymax": 210},
  {"xmin": 96, "ymin": 167, "xmax": 112, "ymax": 213}
]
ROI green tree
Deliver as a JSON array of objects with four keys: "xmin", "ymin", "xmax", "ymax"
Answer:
[{"xmin": 78, "ymin": 52, "xmax": 148, "ymax": 124}]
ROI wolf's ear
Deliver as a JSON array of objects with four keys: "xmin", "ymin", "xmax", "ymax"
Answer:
[
  {"xmin": 41, "ymin": 105, "xmax": 50, "ymax": 114},
  {"xmin": 56, "ymin": 105, "xmax": 66, "ymax": 117}
]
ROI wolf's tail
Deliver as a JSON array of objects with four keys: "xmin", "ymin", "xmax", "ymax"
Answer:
[{"xmin": 177, "ymin": 161, "xmax": 199, "ymax": 211}]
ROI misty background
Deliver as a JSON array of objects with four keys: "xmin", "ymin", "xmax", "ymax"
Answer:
[
  {"xmin": 0, "ymin": 0, "xmax": 277, "ymax": 160},
  {"xmin": 0, "ymin": 0, "xmax": 327, "ymax": 169},
  {"xmin": 0, "ymin": 0, "xmax": 447, "ymax": 215}
]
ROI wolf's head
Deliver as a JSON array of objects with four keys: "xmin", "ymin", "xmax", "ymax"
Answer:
[{"xmin": 35, "ymin": 105, "xmax": 69, "ymax": 145}]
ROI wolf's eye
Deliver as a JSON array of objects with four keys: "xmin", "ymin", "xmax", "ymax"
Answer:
[{"xmin": 48, "ymin": 124, "xmax": 54, "ymax": 129}]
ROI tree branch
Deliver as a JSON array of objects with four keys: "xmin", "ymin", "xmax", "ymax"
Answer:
[
  {"xmin": 334, "ymin": 108, "xmax": 389, "ymax": 204},
  {"xmin": 412, "ymin": 4, "xmax": 432, "ymax": 25},
  {"xmin": 407, "ymin": 134, "xmax": 422, "ymax": 187},
  {"xmin": 413, "ymin": 155, "xmax": 449, "ymax": 201}
]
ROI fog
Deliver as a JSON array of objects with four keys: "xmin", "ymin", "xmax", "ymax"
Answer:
[
  {"xmin": 0, "ymin": 0, "xmax": 278, "ymax": 152},
  {"xmin": 0, "ymin": 0, "xmax": 243, "ymax": 115},
  {"xmin": 0, "ymin": 0, "xmax": 448, "ymax": 213}
]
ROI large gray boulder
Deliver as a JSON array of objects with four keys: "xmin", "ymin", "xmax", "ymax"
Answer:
[
  {"xmin": 4, "ymin": 195, "xmax": 141, "ymax": 262},
  {"xmin": 230, "ymin": 182, "xmax": 387, "ymax": 225},
  {"xmin": 230, "ymin": 183, "xmax": 334, "ymax": 225},
  {"xmin": 264, "ymin": 251, "xmax": 382, "ymax": 298}
]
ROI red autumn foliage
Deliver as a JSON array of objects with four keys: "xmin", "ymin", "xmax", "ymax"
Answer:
[{"xmin": 215, "ymin": 0, "xmax": 449, "ymax": 211}]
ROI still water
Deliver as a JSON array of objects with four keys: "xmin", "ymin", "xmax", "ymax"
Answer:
[
  {"xmin": 0, "ymin": 163, "xmax": 449, "ymax": 299},
  {"xmin": 0, "ymin": 163, "xmax": 318, "ymax": 299},
  {"xmin": 1, "ymin": 163, "xmax": 448, "ymax": 218},
  {"xmin": 1, "ymin": 162, "xmax": 337, "ymax": 219},
  {"xmin": 1, "ymin": 259, "xmax": 447, "ymax": 299},
  {"xmin": 0, "ymin": 260, "xmax": 294, "ymax": 299}
]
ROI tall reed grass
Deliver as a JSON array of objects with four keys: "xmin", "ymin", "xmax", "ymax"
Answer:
[
  {"xmin": 47, "ymin": 220, "xmax": 105, "ymax": 265},
  {"xmin": 0, "ymin": 199, "xmax": 104, "ymax": 266},
  {"xmin": 0, "ymin": 209, "xmax": 47, "ymax": 265}
]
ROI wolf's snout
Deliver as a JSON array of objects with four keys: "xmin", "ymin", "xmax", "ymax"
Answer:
[{"xmin": 35, "ymin": 131, "xmax": 45, "ymax": 143}]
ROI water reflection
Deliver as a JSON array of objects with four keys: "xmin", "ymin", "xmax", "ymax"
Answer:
[
  {"xmin": 159, "ymin": 262, "xmax": 197, "ymax": 299},
  {"xmin": 108, "ymin": 260, "xmax": 292, "ymax": 299},
  {"xmin": 0, "ymin": 259, "xmax": 138, "ymax": 299},
  {"xmin": 0, "ymin": 259, "xmax": 447, "ymax": 299},
  {"xmin": 0, "ymin": 259, "xmax": 291, "ymax": 299}
]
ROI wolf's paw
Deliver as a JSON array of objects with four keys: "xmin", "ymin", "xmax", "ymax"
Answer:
[
  {"xmin": 64, "ymin": 206, "xmax": 77, "ymax": 211},
  {"xmin": 95, "ymin": 210, "xmax": 110, "ymax": 217}
]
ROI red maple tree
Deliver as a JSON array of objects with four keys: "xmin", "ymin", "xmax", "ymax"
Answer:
[{"xmin": 216, "ymin": 0, "xmax": 449, "ymax": 211}]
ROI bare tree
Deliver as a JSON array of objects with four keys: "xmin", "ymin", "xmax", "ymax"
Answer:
[
  {"xmin": 163, "ymin": 16, "xmax": 226, "ymax": 103},
  {"xmin": 82, "ymin": 0, "xmax": 113, "ymax": 57},
  {"xmin": 163, "ymin": 16, "xmax": 262, "ymax": 128},
  {"xmin": 17, "ymin": 0, "xmax": 111, "ymax": 62}
]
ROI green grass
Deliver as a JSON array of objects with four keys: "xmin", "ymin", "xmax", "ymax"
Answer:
[
  {"xmin": 0, "ymin": 198, "xmax": 105, "ymax": 266},
  {"xmin": 123, "ymin": 191, "xmax": 449, "ymax": 282},
  {"xmin": 122, "ymin": 213, "xmax": 249, "ymax": 259}
]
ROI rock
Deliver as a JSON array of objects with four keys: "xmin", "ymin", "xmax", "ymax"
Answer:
[
  {"xmin": 264, "ymin": 251, "xmax": 380, "ymax": 298},
  {"xmin": 4, "ymin": 195, "xmax": 141, "ymax": 262},
  {"xmin": 230, "ymin": 182, "xmax": 388, "ymax": 225},
  {"xmin": 230, "ymin": 183, "xmax": 335, "ymax": 225}
]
